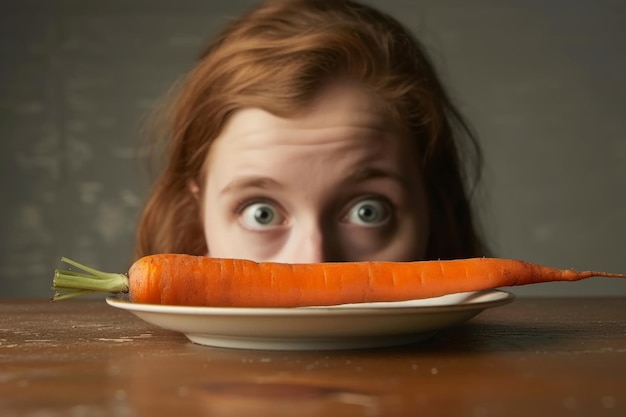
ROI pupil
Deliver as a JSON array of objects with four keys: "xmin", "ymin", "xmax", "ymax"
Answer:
[
  {"xmin": 358, "ymin": 205, "xmax": 377, "ymax": 221},
  {"xmin": 255, "ymin": 207, "xmax": 273, "ymax": 224}
]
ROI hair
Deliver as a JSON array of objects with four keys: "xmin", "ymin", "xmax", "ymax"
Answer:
[{"xmin": 135, "ymin": 0, "xmax": 489, "ymax": 260}]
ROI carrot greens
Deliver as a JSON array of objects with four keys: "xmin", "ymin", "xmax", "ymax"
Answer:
[{"xmin": 52, "ymin": 257, "xmax": 129, "ymax": 301}]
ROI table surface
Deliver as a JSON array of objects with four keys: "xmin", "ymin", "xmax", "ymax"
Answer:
[{"xmin": 1, "ymin": 297, "xmax": 625, "ymax": 417}]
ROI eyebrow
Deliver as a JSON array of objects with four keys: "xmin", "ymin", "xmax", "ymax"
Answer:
[
  {"xmin": 343, "ymin": 167, "xmax": 407, "ymax": 188},
  {"xmin": 220, "ymin": 176, "xmax": 283, "ymax": 195}
]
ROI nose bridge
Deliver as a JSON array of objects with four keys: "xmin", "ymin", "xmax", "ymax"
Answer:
[
  {"xmin": 294, "ymin": 221, "xmax": 326, "ymax": 263},
  {"xmin": 289, "ymin": 213, "xmax": 347, "ymax": 263}
]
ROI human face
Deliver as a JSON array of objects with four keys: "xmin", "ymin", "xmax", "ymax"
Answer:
[{"xmin": 200, "ymin": 83, "xmax": 429, "ymax": 263}]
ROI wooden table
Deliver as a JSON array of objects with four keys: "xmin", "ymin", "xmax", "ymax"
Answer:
[{"xmin": 1, "ymin": 297, "xmax": 625, "ymax": 416}]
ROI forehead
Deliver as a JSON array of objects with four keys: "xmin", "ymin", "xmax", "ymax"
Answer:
[
  {"xmin": 211, "ymin": 82, "xmax": 402, "ymax": 154},
  {"xmin": 201, "ymin": 83, "xmax": 423, "ymax": 196}
]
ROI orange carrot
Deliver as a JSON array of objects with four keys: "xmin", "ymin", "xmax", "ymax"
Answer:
[{"xmin": 52, "ymin": 254, "xmax": 625, "ymax": 307}]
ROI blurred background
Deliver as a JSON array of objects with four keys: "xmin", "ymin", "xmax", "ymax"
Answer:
[{"xmin": 1, "ymin": 0, "xmax": 624, "ymax": 298}]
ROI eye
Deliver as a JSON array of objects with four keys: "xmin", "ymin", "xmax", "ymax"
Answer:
[
  {"xmin": 344, "ymin": 198, "xmax": 391, "ymax": 227},
  {"xmin": 240, "ymin": 202, "xmax": 284, "ymax": 230}
]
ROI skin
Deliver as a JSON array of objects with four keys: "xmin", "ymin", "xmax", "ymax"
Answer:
[{"xmin": 197, "ymin": 83, "xmax": 430, "ymax": 263}]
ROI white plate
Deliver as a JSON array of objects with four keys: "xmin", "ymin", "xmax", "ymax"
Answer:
[{"xmin": 106, "ymin": 290, "xmax": 514, "ymax": 351}]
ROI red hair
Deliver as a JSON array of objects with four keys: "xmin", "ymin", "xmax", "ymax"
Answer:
[{"xmin": 136, "ymin": 0, "xmax": 488, "ymax": 260}]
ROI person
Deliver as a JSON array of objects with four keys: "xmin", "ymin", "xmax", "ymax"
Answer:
[{"xmin": 135, "ymin": 0, "xmax": 489, "ymax": 263}]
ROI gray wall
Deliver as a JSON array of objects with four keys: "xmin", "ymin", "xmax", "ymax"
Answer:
[{"xmin": 1, "ymin": 0, "xmax": 624, "ymax": 298}]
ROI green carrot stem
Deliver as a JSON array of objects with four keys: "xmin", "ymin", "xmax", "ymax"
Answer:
[
  {"xmin": 53, "ymin": 289, "xmax": 99, "ymax": 301},
  {"xmin": 52, "ymin": 258, "xmax": 129, "ymax": 301}
]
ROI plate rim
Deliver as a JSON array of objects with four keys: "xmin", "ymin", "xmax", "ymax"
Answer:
[{"xmin": 106, "ymin": 289, "xmax": 514, "ymax": 317}]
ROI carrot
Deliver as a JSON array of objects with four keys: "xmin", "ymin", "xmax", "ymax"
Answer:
[{"xmin": 52, "ymin": 254, "xmax": 625, "ymax": 307}]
